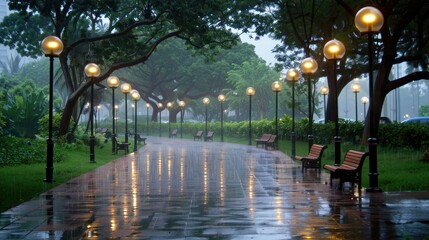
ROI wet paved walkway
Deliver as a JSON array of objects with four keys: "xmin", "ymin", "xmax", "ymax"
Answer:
[{"xmin": 1, "ymin": 137, "xmax": 429, "ymax": 239}]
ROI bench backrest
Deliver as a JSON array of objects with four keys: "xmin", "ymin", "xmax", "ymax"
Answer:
[
  {"xmin": 259, "ymin": 134, "xmax": 271, "ymax": 140},
  {"xmin": 308, "ymin": 144, "xmax": 328, "ymax": 159},
  {"xmin": 171, "ymin": 129, "xmax": 178, "ymax": 134},
  {"xmin": 267, "ymin": 135, "xmax": 277, "ymax": 143},
  {"xmin": 340, "ymin": 150, "xmax": 369, "ymax": 171},
  {"xmin": 195, "ymin": 130, "xmax": 203, "ymax": 137},
  {"xmin": 206, "ymin": 131, "xmax": 214, "ymax": 137}
]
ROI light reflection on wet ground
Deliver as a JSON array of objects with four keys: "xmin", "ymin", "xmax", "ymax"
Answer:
[{"xmin": 0, "ymin": 137, "xmax": 428, "ymax": 239}]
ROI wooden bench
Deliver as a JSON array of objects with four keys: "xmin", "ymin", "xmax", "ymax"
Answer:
[
  {"xmin": 204, "ymin": 131, "xmax": 214, "ymax": 142},
  {"xmin": 194, "ymin": 130, "xmax": 203, "ymax": 141},
  {"xmin": 265, "ymin": 135, "xmax": 277, "ymax": 150},
  {"xmin": 256, "ymin": 134, "xmax": 272, "ymax": 148},
  {"xmin": 136, "ymin": 134, "xmax": 147, "ymax": 145},
  {"xmin": 323, "ymin": 150, "xmax": 369, "ymax": 190},
  {"xmin": 115, "ymin": 137, "xmax": 130, "ymax": 154},
  {"xmin": 170, "ymin": 129, "xmax": 178, "ymax": 138},
  {"xmin": 296, "ymin": 144, "xmax": 327, "ymax": 172}
]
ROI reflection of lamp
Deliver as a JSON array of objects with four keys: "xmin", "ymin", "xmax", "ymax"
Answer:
[
  {"xmin": 218, "ymin": 94, "xmax": 226, "ymax": 142},
  {"xmin": 361, "ymin": 96, "xmax": 368, "ymax": 119},
  {"xmin": 324, "ymin": 39, "xmax": 346, "ymax": 165},
  {"xmin": 157, "ymin": 102, "xmax": 163, "ymax": 137},
  {"xmin": 300, "ymin": 57, "xmax": 318, "ymax": 151},
  {"xmin": 286, "ymin": 68, "xmax": 301, "ymax": 159},
  {"xmin": 355, "ymin": 6, "xmax": 384, "ymax": 192},
  {"xmin": 107, "ymin": 76, "xmax": 120, "ymax": 154},
  {"xmin": 115, "ymin": 105, "xmax": 119, "ymax": 134},
  {"xmin": 352, "ymin": 83, "xmax": 361, "ymax": 122},
  {"xmin": 166, "ymin": 102, "xmax": 173, "ymax": 137},
  {"xmin": 178, "ymin": 100, "xmax": 186, "ymax": 138},
  {"xmin": 130, "ymin": 90, "xmax": 140, "ymax": 152},
  {"xmin": 120, "ymin": 83, "xmax": 132, "ymax": 143},
  {"xmin": 246, "ymin": 87, "xmax": 255, "ymax": 145},
  {"xmin": 41, "ymin": 35, "xmax": 63, "ymax": 182},
  {"xmin": 146, "ymin": 103, "xmax": 150, "ymax": 136},
  {"xmin": 85, "ymin": 63, "xmax": 101, "ymax": 163},
  {"xmin": 320, "ymin": 86, "xmax": 329, "ymax": 123},
  {"xmin": 203, "ymin": 97, "xmax": 210, "ymax": 136},
  {"xmin": 271, "ymin": 80, "xmax": 282, "ymax": 145}
]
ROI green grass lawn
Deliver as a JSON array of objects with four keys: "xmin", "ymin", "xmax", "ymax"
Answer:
[{"xmin": 1, "ymin": 135, "xmax": 428, "ymax": 212}]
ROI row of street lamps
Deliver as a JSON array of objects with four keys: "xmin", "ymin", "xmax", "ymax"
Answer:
[{"xmin": 41, "ymin": 6, "xmax": 383, "ymax": 191}]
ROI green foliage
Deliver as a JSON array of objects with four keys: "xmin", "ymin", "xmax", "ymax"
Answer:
[
  {"xmin": 419, "ymin": 105, "xmax": 429, "ymax": 116},
  {"xmin": 0, "ymin": 136, "xmax": 65, "ymax": 166},
  {"xmin": 38, "ymin": 112, "xmax": 65, "ymax": 140}
]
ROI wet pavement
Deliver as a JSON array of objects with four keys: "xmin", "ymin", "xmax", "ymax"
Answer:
[{"xmin": 1, "ymin": 137, "xmax": 429, "ymax": 239}]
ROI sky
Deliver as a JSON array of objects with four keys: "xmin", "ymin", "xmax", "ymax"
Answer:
[{"xmin": 240, "ymin": 34, "xmax": 279, "ymax": 66}]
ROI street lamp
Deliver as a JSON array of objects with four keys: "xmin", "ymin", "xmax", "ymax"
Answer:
[
  {"xmin": 300, "ymin": 57, "xmax": 318, "ymax": 151},
  {"xmin": 271, "ymin": 80, "xmax": 282, "ymax": 145},
  {"xmin": 41, "ymin": 35, "xmax": 63, "ymax": 182},
  {"xmin": 320, "ymin": 86, "xmax": 329, "ymax": 123},
  {"xmin": 166, "ymin": 102, "xmax": 173, "ymax": 137},
  {"xmin": 203, "ymin": 97, "xmax": 210, "ymax": 136},
  {"xmin": 107, "ymin": 76, "xmax": 120, "ymax": 154},
  {"xmin": 361, "ymin": 96, "xmax": 369, "ymax": 119},
  {"xmin": 218, "ymin": 94, "xmax": 226, "ymax": 142},
  {"xmin": 246, "ymin": 87, "xmax": 255, "ymax": 145},
  {"xmin": 323, "ymin": 39, "xmax": 346, "ymax": 165},
  {"xmin": 178, "ymin": 100, "xmax": 186, "ymax": 138},
  {"xmin": 286, "ymin": 68, "xmax": 301, "ymax": 159},
  {"xmin": 84, "ymin": 63, "xmax": 101, "ymax": 163},
  {"xmin": 120, "ymin": 83, "xmax": 132, "ymax": 143},
  {"xmin": 355, "ymin": 6, "xmax": 384, "ymax": 192},
  {"xmin": 352, "ymin": 83, "xmax": 361, "ymax": 122},
  {"xmin": 130, "ymin": 90, "xmax": 140, "ymax": 152},
  {"xmin": 146, "ymin": 103, "xmax": 150, "ymax": 136},
  {"xmin": 157, "ymin": 102, "xmax": 163, "ymax": 137}
]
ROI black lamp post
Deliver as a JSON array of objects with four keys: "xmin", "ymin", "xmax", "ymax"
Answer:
[
  {"xmin": 41, "ymin": 35, "xmax": 63, "ymax": 182},
  {"xmin": 179, "ymin": 100, "xmax": 186, "ymax": 138},
  {"xmin": 355, "ymin": 6, "xmax": 384, "ymax": 192},
  {"xmin": 286, "ymin": 68, "xmax": 301, "ymax": 159},
  {"xmin": 271, "ymin": 80, "xmax": 282, "ymax": 147},
  {"xmin": 246, "ymin": 87, "xmax": 255, "ymax": 145},
  {"xmin": 166, "ymin": 102, "xmax": 173, "ymax": 137},
  {"xmin": 218, "ymin": 94, "xmax": 226, "ymax": 142},
  {"xmin": 320, "ymin": 86, "xmax": 329, "ymax": 123},
  {"xmin": 157, "ymin": 102, "xmax": 163, "ymax": 137},
  {"xmin": 120, "ymin": 83, "xmax": 131, "ymax": 143},
  {"xmin": 361, "ymin": 96, "xmax": 368, "ymax": 119},
  {"xmin": 300, "ymin": 57, "xmax": 318, "ymax": 151},
  {"xmin": 146, "ymin": 103, "xmax": 150, "ymax": 135},
  {"xmin": 107, "ymin": 76, "xmax": 120, "ymax": 154},
  {"xmin": 352, "ymin": 83, "xmax": 361, "ymax": 122},
  {"xmin": 323, "ymin": 39, "xmax": 346, "ymax": 165},
  {"xmin": 84, "ymin": 63, "xmax": 101, "ymax": 163},
  {"xmin": 203, "ymin": 97, "xmax": 210, "ymax": 136},
  {"xmin": 130, "ymin": 90, "xmax": 140, "ymax": 152}
]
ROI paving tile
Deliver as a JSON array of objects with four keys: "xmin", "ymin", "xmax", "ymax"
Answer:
[{"xmin": 0, "ymin": 137, "xmax": 429, "ymax": 239}]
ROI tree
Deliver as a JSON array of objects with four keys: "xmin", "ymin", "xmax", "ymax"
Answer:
[
  {"xmin": 0, "ymin": 0, "xmax": 274, "ymax": 137},
  {"xmin": 270, "ymin": 0, "xmax": 429, "ymax": 140},
  {"xmin": 0, "ymin": 54, "xmax": 23, "ymax": 77}
]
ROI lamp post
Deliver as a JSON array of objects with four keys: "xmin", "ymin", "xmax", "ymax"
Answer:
[
  {"xmin": 41, "ymin": 35, "xmax": 63, "ymax": 182},
  {"xmin": 271, "ymin": 80, "xmax": 282, "ymax": 145},
  {"xmin": 355, "ymin": 6, "xmax": 384, "ymax": 192},
  {"xmin": 157, "ymin": 102, "xmax": 163, "ymax": 137},
  {"xmin": 84, "ymin": 63, "xmax": 101, "ymax": 163},
  {"xmin": 166, "ymin": 102, "xmax": 173, "ymax": 137},
  {"xmin": 218, "ymin": 94, "xmax": 226, "ymax": 142},
  {"xmin": 246, "ymin": 87, "xmax": 255, "ymax": 145},
  {"xmin": 130, "ymin": 90, "xmax": 140, "ymax": 152},
  {"xmin": 320, "ymin": 86, "xmax": 329, "ymax": 123},
  {"xmin": 300, "ymin": 57, "xmax": 318, "ymax": 151},
  {"xmin": 120, "ymin": 83, "xmax": 132, "ymax": 143},
  {"xmin": 179, "ymin": 100, "xmax": 186, "ymax": 138},
  {"xmin": 146, "ymin": 103, "xmax": 150, "ymax": 135},
  {"xmin": 324, "ymin": 39, "xmax": 346, "ymax": 165},
  {"xmin": 107, "ymin": 76, "xmax": 120, "ymax": 154},
  {"xmin": 352, "ymin": 83, "xmax": 361, "ymax": 122},
  {"xmin": 286, "ymin": 68, "xmax": 301, "ymax": 159},
  {"xmin": 203, "ymin": 97, "xmax": 210, "ymax": 136},
  {"xmin": 361, "ymin": 96, "xmax": 368, "ymax": 119}
]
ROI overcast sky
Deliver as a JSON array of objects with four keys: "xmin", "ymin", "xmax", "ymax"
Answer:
[{"xmin": 240, "ymin": 34, "xmax": 279, "ymax": 66}]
